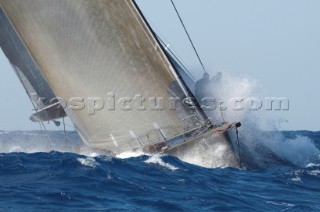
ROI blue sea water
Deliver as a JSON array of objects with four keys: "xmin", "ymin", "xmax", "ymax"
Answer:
[{"xmin": 0, "ymin": 130, "xmax": 319, "ymax": 211}]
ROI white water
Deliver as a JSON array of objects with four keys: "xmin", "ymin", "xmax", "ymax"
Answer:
[
  {"xmin": 77, "ymin": 157, "xmax": 99, "ymax": 168},
  {"xmin": 116, "ymin": 150, "xmax": 146, "ymax": 159},
  {"xmin": 145, "ymin": 154, "xmax": 179, "ymax": 171}
]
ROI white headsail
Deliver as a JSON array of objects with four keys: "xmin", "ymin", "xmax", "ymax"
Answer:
[{"xmin": 0, "ymin": 0, "xmax": 206, "ymax": 152}]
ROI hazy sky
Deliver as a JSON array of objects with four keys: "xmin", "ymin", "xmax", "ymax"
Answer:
[{"xmin": 0, "ymin": 0, "xmax": 320, "ymax": 131}]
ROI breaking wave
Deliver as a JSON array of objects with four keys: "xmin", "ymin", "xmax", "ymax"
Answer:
[{"xmin": 145, "ymin": 155, "xmax": 179, "ymax": 171}]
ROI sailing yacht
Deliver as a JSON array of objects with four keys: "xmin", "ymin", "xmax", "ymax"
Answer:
[{"xmin": 0, "ymin": 0, "xmax": 241, "ymax": 168}]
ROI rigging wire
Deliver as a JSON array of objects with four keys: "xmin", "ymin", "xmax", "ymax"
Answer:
[
  {"xmin": 39, "ymin": 119, "xmax": 55, "ymax": 151},
  {"xmin": 170, "ymin": 0, "xmax": 207, "ymax": 73},
  {"xmin": 33, "ymin": 110, "xmax": 51, "ymax": 152}
]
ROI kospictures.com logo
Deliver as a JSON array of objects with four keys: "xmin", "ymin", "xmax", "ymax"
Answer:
[{"xmin": 30, "ymin": 93, "xmax": 289, "ymax": 115}]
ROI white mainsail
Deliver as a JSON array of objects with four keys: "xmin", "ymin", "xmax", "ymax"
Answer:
[{"xmin": 0, "ymin": 0, "xmax": 206, "ymax": 152}]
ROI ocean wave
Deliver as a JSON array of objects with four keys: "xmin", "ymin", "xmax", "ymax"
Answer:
[{"xmin": 0, "ymin": 152, "xmax": 320, "ymax": 210}]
